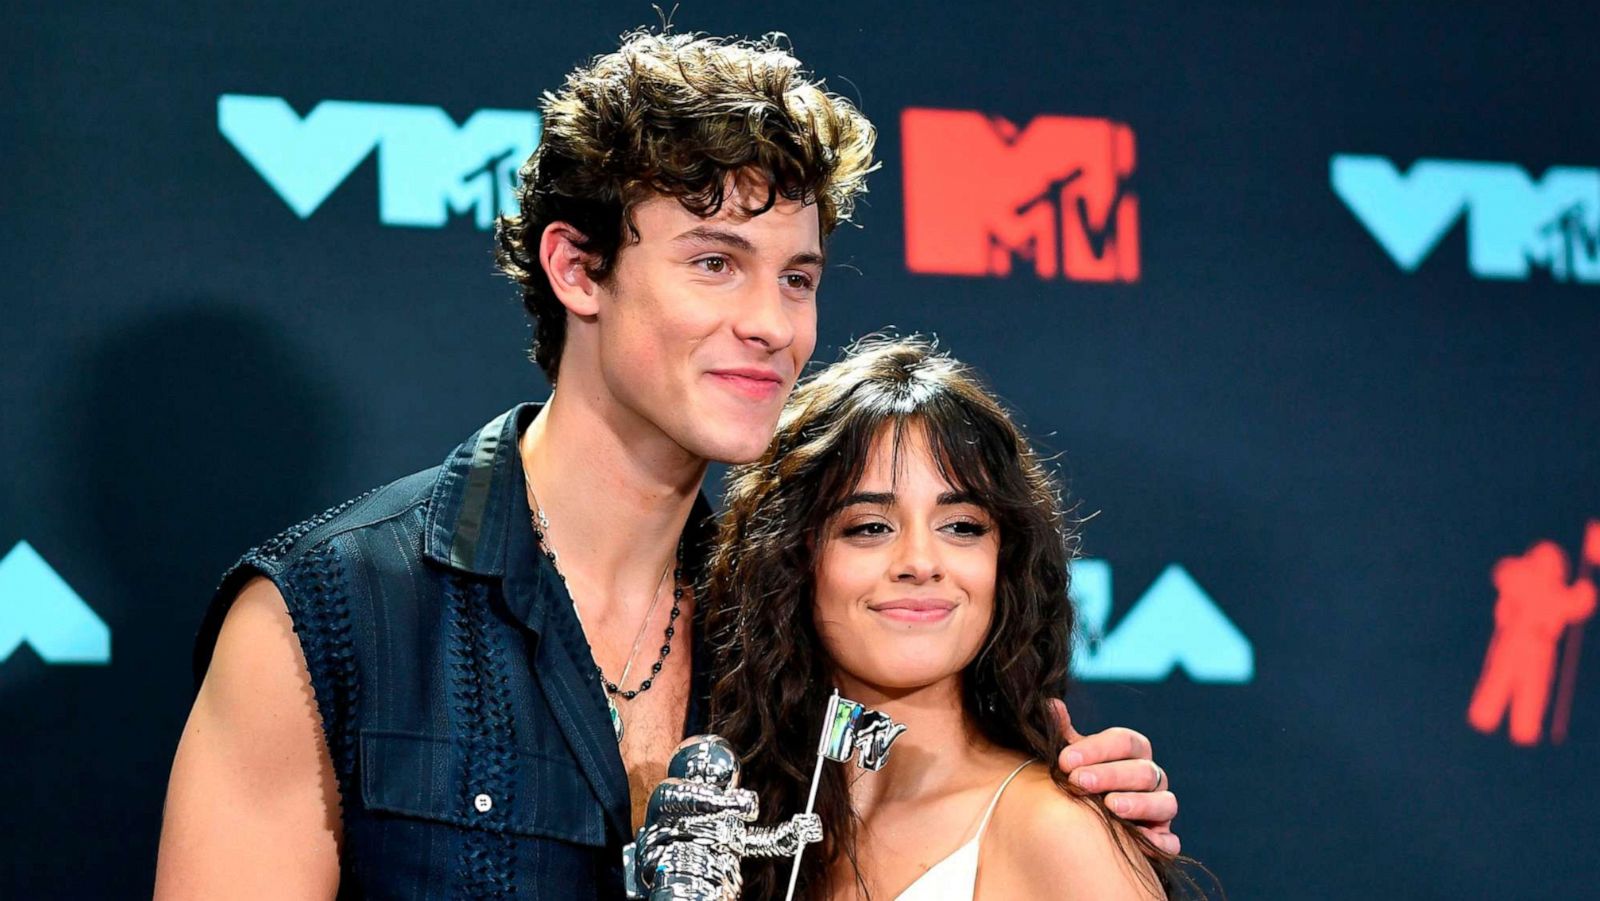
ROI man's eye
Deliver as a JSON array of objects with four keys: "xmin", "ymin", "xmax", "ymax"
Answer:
[
  {"xmin": 696, "ymin": 256, "xmax": 729, "ymax": 274},
  {"xmin": 783, "ymin": 272, "xmax": 815, "ymax": 290}
]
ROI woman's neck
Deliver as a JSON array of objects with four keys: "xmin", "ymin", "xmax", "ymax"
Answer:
[{"xmin": 832, "ymin": 673, "xmax": 998, "ymax": 812}]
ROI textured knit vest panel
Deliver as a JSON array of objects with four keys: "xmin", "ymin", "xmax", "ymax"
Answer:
[{"xmin": 193, "ymin": 404, "xmax": 714, "ymax": 900}]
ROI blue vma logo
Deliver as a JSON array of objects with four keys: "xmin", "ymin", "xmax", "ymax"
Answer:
[
  {"xmin": 1070, "ymin": 560, "xmax": 1253, "ymax": 683},
  {"xmin": 219, "ymin": 94, "xmax": 541, "ymax": 228},
  {"xmin": 0, "ymin": 541, "xmax": 110, "ymax": 665},
  {"xmin": 1331, "ymin": 154, "xmax": 1600, "ymax": 284}
]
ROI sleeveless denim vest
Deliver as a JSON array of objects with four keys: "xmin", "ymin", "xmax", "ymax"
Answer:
[{"xmin": 193, "ymin": 403, "xmax": 716, "ymax": 899}]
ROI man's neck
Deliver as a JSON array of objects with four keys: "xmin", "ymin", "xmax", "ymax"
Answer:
[{"xmin": 518, "ymin": 385, "xmax": 707, "ymax": 619}]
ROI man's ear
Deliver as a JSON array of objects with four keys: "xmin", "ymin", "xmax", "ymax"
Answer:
[{"xmin": 538, "ymin": 222, "xmax": 603, "ymax": 317}]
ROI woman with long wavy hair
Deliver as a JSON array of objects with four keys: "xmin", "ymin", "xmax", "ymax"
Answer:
[{"xmin": 706, "ymin": 337, "xmax": 1200, "ymax": 899}]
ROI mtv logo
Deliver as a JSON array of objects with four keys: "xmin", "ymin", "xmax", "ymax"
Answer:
[
  {"xmin": 1331, "ymin": 154, "xmax": 1600, "ymax": 284},
  {"xmin": 902, "ymin": 108, "xmax": 1139, "ymax": 282},
  {"xmin": 1069, "ymin": 559, "xmax": 1253, "ymax": 683},
  {"xmin": 0, "ymin": 541, "xmax": 111, "ymax": 665},
  {"xmin": 219, "ymin": 94, "xmax": 541, "ymax": 229}
]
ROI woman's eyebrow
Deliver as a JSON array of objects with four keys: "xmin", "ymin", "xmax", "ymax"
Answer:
[
  {"xmin": 837, "ymin": 491, "xmax": 895, "ymax": 509},
  {"xmin": 834, "ymin": 490, "xmax": 977, "ymax": 510}
]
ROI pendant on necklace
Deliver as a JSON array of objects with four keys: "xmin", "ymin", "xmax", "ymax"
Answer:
[{"xmin": 607, "ymin": 693, "xmax": 624, "ymax": 742}]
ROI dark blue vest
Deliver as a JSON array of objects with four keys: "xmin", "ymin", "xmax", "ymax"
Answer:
[{"xmin": 194, "ymin": 403, "xmax": 716, "ymax": 899}]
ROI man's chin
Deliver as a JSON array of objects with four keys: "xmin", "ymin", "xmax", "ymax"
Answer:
[
  {"xmin": 681, "ymin": 423, "xmax": 777, "ymax": 466},
  {"xmin": 696, "ymin": 439, "xmax": 770, "ymax": 466}
]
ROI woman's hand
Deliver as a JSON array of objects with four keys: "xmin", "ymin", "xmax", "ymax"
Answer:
[{"xmin": 1049, "ymin": 699, "xmax": 1181, "ymax": 855}]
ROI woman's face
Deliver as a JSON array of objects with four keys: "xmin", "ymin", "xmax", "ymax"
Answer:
[{"xmin": 812, "ymin": 423, "xmax": 1000, "ymax": 694}]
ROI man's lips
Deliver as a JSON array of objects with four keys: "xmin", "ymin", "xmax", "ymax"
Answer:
[
  {"xmin": 868, "ymin": 598, "xmax": 958, "ymax": 623},
  {"xmin": 707, "ymin": 368, "xmax": 785, "ymax": 400}
]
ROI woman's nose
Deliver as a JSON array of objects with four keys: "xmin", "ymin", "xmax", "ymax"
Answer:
[{"xmin": 892, "ymin": 527, "xmax": 943, "ymax": 583}]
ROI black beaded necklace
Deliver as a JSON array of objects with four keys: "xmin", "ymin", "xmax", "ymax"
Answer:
[{"xmin": 526, "ymin": 489, "xmax": 683, "ymax": 743}]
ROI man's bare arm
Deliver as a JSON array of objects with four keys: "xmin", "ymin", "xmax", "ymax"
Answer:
[{"xmin": 154, "ymin": 576, "xmax": 342, "ymax": 900}]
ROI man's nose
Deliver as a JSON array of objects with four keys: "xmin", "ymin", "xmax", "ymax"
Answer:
[{"xmin": 732, "ymin": 278, "xmax": 795, "ymax": 351}]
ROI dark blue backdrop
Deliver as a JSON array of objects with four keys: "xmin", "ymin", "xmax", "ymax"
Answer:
[{"xmin": 4, "ymin": 2, "xmax": 1598, "ymax": 897}]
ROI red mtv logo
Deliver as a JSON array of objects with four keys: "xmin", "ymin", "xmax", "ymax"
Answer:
[{"xmin": 902, "ymin": 108, "xmax": 1139, "ymax": 282}]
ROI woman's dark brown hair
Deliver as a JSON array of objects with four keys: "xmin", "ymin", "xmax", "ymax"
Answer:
[
  {"xmin": 493, "ymin": 29, "xmax": 876, "ymax": 381},
  {"xmin": 706, "ymin": 336, "xmax": 1203, "ymax": 899}
]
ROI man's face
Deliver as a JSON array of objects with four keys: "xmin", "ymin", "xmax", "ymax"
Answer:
[{"xmin": 591, "ymin": 181, "xmax": 822, "ymax": 464}]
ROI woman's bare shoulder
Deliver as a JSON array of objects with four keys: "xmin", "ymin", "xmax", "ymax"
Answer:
[{"xmin": 980, "ymin": 764, "xmax": 1163, "ymax": 900}]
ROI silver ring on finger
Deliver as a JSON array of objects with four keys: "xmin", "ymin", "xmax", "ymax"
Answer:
[{"xmin": 1150, "ymin": 760, "xmax": 1166, "ymax": 791}]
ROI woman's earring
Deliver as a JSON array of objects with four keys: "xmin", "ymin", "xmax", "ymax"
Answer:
[{"xmin": 979, "ymin": 689, "xmax": 998, "ymax": 716}]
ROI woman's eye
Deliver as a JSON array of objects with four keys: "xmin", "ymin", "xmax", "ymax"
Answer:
[
  {"xmin": 842, "ymin": 521, "xmax": 891, "ymax": 538},
  {"xmin": 945, "ymin": 520, "xmax": 992, "ymax": 537}
]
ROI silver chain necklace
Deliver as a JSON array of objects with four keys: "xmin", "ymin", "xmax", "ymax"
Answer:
[{"xmin": 525, "ymin": 484, "xmax": 684, "ymax": 743}]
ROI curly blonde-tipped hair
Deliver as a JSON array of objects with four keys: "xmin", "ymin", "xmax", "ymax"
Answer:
[{"xmin": 494, "ymin": 29, "xmax": 878, "ymax": 379}]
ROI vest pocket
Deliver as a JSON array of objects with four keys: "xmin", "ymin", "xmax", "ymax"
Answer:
[{"xmin": 358, "ymin": 729, "xmax": 607, "ymax": 846}]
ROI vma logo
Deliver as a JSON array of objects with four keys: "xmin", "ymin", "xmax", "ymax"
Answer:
[
  {"xmin": 0, "ymin": 541, "xmax": 110, "ymax": 665},
  {"xmin": 1070, "ymin": 559, "xmax": 1253, "ymax": 683},
  {"xmin": 902, "ymin": 108, "xmax": 1139, "ymax": 282},
  {"xmin": 1467, "ymin": 521, "xmax": 1598, "ymax": 746},
  {"xmin": 1332, "ymin": 154, "xmax": 1600, "ymax": 284},
  {"xmin": 219, "ymin": 94, "xmax": 541, "ymax": 229}
]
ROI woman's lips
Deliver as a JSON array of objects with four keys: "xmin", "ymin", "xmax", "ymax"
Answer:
[{"xmin": 869, "ymin": 599, "xmax": 957, "ymax": 623}]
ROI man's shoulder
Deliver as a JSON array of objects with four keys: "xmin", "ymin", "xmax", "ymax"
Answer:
[
  {"xmin": 240, "ymin": 466, "xmax": 440, "ymax": 576},
  {"xmin": 194, "ymin": 466, "xmax": 442, "ymax": 688}
]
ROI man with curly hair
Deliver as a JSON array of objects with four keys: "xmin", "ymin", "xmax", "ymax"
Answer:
[{"xmin": 155, "ymin": 30, "xmax": 1181, "ymax": 899}]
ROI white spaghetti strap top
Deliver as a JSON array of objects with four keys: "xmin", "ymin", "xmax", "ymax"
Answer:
[{"xmin": 893, "ymin": 759, "xmax": 1036, "ymax": 901}]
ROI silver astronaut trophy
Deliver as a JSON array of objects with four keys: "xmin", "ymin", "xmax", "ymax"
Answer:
[{"xmin": 624, "ymin": 735, "xmax": 823, "ymax": 901}]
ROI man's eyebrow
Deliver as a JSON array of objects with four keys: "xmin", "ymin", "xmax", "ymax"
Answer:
[
  {"xmin": 671, "ymin": 226, "xmax": 756, "ymax": 253},
  {"xmin": 789, "ymin": 249, "xmax": 827, "ymax": 269},
  {"xmin": 671, "ymin": 226, "xmax": 825, "ymax": 269}
]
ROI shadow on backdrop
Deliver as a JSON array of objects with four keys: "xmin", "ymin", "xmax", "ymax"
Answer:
[{"xmin": 9, "ymin": 301, "xmax": 353, "ymax": 897}]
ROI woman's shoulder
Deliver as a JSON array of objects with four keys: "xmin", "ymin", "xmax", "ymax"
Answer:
[
  {"xmin": 980, "ymin": 763, "xmax": 1163, "ymax": 900},
  {"xmin": 986, "ymin": 763, "xmax": 1110, "ymax": 856}
]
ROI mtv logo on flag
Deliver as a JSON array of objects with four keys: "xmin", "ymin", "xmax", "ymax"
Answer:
[
  {"xmin": 819, "ymin": 694, "xmax": 907, "ymax": 771},
  {"xmin": 902, "ymin": 108, "xmax": 1139, "ymax": 282}
]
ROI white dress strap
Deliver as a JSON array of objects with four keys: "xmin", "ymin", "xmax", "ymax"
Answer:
[
  {"xmin": 974, "ymin": 758, "xmax": 1036, "ymax": 839},
  {"xmin": 892, "ymin": 758, "xmax": 1039, "ymax": 901}
]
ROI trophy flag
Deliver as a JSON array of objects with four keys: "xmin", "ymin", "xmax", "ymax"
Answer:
[
  {"xmin": 820, "ymin": 694, "xmax": 909, "ymax": 770},
  {"xmin": 783, "ymin": 689, "xmax": 908, "ymax": 901}
]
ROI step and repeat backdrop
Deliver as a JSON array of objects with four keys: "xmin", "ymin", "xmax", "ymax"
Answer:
[{"xmin": 4, "ymin": 2, "xmax": 1596, "ymax": 898}]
